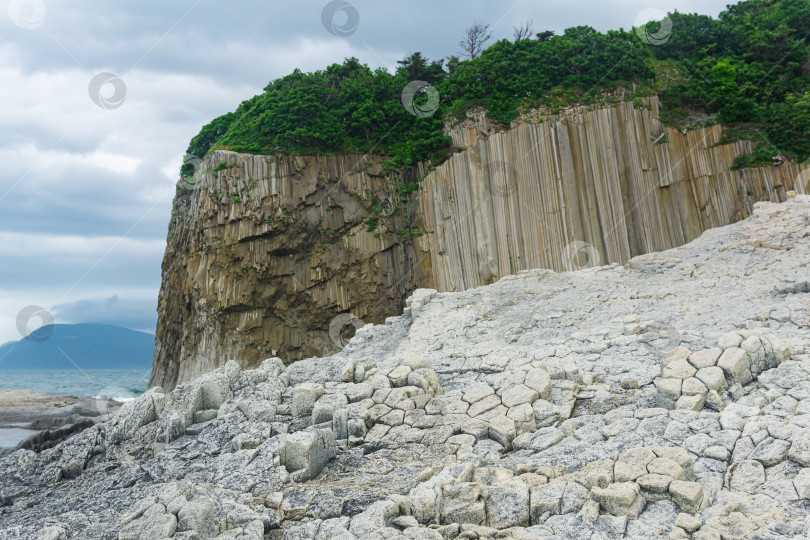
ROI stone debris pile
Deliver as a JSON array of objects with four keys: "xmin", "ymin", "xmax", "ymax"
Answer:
[
  {"xmin": 655, "ymin": 330, "xmax": 790, "ymax": 412},
  {"xmin": 1, "ymin": 197, "xmax": 809, "ymax": 539}
]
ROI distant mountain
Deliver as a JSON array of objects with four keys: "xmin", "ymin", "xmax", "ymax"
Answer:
[{"xmin": 0, "ymin": 324, "xmax": 154, "ymax": 370}]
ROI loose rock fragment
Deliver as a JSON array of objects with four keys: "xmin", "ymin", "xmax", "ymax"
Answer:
[
  {"xmin": 669, "ymin": 481, "xmax": 704, "ymax": 513},
  {"xmin": 590, "ymin": 482, "xmax": 645, "ymax": 519}
]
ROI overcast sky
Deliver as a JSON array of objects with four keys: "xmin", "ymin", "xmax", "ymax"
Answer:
[{"xmin": 0, "ymin": 0, "xmax": 733, "ymax": 345}]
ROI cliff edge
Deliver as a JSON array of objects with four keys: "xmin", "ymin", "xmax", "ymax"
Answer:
[{"xmin": 152, "ymin": 96, "xmax": 808, "ymax": 391}]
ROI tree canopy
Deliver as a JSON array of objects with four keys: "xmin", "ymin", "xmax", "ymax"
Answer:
[{"xmin": 187, "ymin": 0, "xmax": 810, "ymax": 169}]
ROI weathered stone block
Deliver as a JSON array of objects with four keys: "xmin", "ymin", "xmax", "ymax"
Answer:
[
  {"xmin": 676, "ymin": 394, "xmax": 705, "ymax": 411},
  {"xmin": 637, "ymin": 473, "xmax": 672, "ymax": 500},
  {"xmin": 463, "ymin": 382, "xmax": 495, "ymax": 404},
  {"xmin": 668, "ymin": 481, "xmax": 703, "ymax": 513},
  {"xmin": 530, "ymin": 482, "xmax": 566, "ymax": 522},
  {"xmin": 524, "ymin": 369, "xmax": 552, "ymax": 401},
  {"xmin": 280, "ymin": 428, "xmax": 336, "ymax": 481},
  {"xmin": 656, "ymin": 378, "xmax": 682, "ymax": 403},
  {"xmin": 748, "ymin": 437, "xmax": 791, "ymax": 467},
  {"xmin": 788, "ymin": 436, "xmax": 810, "ymax": 466},
  {"xmin": 468, "ymin": 394, "xmax": 501, "ymax": 418},
  {"xmin": 653, "ymin": 447, "xmax": 694, "ymax": 480},
  {"xmin": 500, "ymin": 385, "xmax": 540, "ymax": 408},
  {"xmin": 532, "ymin": 399, "xmax": 557, "ymax": 427},
  {"xmin": 388, "ymin": 365, "xmax": 412, "ymax": 387},
  {"xmin": 662, "ymin": 359, "xmax": 697, "ymax": 380},
  {"xmin": 590, "ymin": 482, "xmax": 644, "ymax": 519},
  {"xmin": 176, "ymin": 496, "xmax": 216, "ymax": 536},
  {"xmin": 647, "ymin": 457, "xmax": 686, "ymax": 480},
  {"xmin": 740, "ymin": 336, "xmax": 765, "ymax": 372},
  {"xmin": 292, "ymin": 388, "xmax": 316, "ymax": 418},
  {"xmin": 582, "ymin": 459, "xmax": 614, "ymax": 489},
  {"xmin": 793, "ymin": 468, "xmax": 810, "ymax": 499},
  {"xmin": 717, "ymin": 348, "xmax": 749, "ymax": 384},
  {"xmin": 346, "ymin": 383, "xmax": 373, "ymax": 403},
  {"xmin": 441, "ymin": 483, "xmax": 485, "ymax": 525},
  {"xmin": 410, "ymin": 483, "xmax": 440, "ymax": 524},
  {"xmin": 507, "ymin": 403, "xmax": 535, "ymax": 433},
  {"xmin": 484, "ymin": 479, "xmax": 530, "ymax": 528},
  {"xmin": 675, "ymin": 512, "xmax": 701, "ymax": 533},
  {"xmin": 688, "ymin": 348, "xmax": 722, "ymax": 370},
  {"xmin": 718, "ymin": 332, "xmax": 743, "ymax": 349},
  {"xmin": 615, "ymin": 447, "xmax": 656, "ymax": 482},
  {"xmin": 681, "ymin": 378, "xmax": 708, "ymax": 396},
  {"xmin": 695, "ymin": 367, "xmax": 726, "ymax": 392},
  {"xmin": 340, "ymin": 361, "xmax": 355, "ymax": 383},
  {"xmin": 488, "ymin": 416, "xmax": 516, "ymax": 449}
]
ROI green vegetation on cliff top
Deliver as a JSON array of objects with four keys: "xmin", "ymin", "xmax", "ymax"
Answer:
[{"xmin": 187, "ymin": 0, "xmax": 810, "ymax": 170}]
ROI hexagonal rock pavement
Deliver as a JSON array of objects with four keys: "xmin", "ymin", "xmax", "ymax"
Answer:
[{"xmin": 2, "ymin": 198, "xmax": 810, "ymax": 539}]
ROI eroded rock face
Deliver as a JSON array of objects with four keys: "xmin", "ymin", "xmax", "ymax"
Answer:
[
  {"xmin": 2, "ymin": 197, "xmax": 809, "ymax": 539},
  {"xmin": 151, "ymin": 152, "xmax": 428, "ymax": 391},
  {"xmin": 152, "ymin": 97, "xmax": 810, "ymax": 391}
]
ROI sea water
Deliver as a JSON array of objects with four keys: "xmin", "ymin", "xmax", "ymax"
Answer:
[
  {"xmin": 0, "ymin": 370, "xmax": 151, "ymax": 448},
  {"xmin": 0, "ymin": 370, "xmax": 151, "ymax": 400},
  {"xmin": 0, "ymin": 427, "xmax": 39, "ymax": 448}
]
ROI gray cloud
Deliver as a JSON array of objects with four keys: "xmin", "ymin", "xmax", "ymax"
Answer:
[
  {"xmin": 1, "ymin": 1, "xmax": 733, "ymax": 80},
  {"xmin": 50, "ymin": 295, "xmax": 157, "ymax": 334}
]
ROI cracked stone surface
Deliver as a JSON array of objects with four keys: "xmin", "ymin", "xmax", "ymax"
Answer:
[{"xmin": 1, "ymin": 197, "xmax": 809, "ymax": 539}]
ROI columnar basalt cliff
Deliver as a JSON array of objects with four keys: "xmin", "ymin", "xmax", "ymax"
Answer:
[{"xmin": 152, "ymin": 97, "xmax": 807, "ymax": 390}]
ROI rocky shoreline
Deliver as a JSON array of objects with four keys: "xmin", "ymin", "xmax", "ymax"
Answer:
[
  {"xmin": 0, "ymin": 390, "xmax": 121, "ymax": 458},
  {"xmin": 0, "ymin": 198, "xmax": 809, "ymax": 539}
]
